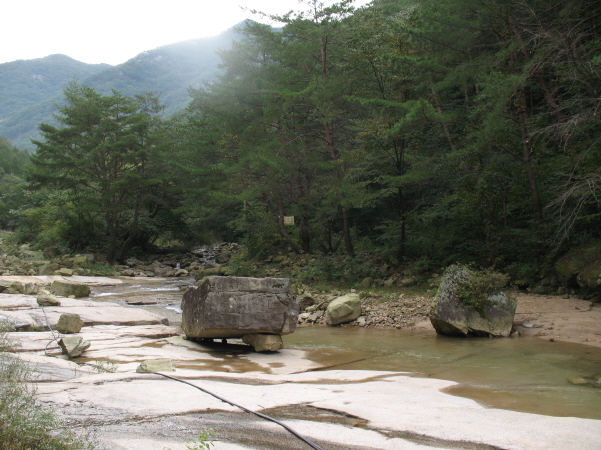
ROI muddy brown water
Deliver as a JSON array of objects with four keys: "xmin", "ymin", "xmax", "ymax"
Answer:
[
  {"xmin": 287, "ymin": 327, "xmax": 601, "ymax": 420},
  {"xmin": 90, "ymin": 278, "xmax": 601, "ymax": 421}
]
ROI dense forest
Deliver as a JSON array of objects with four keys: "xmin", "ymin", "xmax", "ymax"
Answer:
[{"xmin": 1, "ymin": 0, "xmax": 600, "ymax": 285}]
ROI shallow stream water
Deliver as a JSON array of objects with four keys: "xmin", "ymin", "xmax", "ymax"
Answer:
[
  {"xmin": 287, "ymin": 327, "xmax": 601, "ymax": 420},
  {"xmin": 90, "ymin": 278, "xmax": 601, "ymax": 421}
]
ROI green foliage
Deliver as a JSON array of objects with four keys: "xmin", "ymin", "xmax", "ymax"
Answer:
[
  {"xmin": 88, "ymin": 358, "xmax": 118, "ymax": 373},
  {"xmin": 185, "ymin": 429, "xmax": 216, "ymax": 450},
  {"xmin": 3, "ymin": 0, "xmax": 600, "ymax": 274},
  {"xmin": 0, "ymin": 136, "xmax": 30, "ymax": 174},
  {"xmin": 446, "ymin": 265, "xmax": 509, "ymax": 317},
  {"xmin": 230, "ymin": 204, "xmax": 281, "ymax": 260},
  {"xmin": 28, "ymin": 82, "xmax": 180, "ymax": 261},
  {"xmin": 0, "ymin": 321, "xmax": 94, "ymax": 450},
  {"xmin": 224, "ymin": 252, "xmax": 269, "ymax": 278},
  {"xmin": 164, "ymin": 428, "xmax": 216, "ymax": 450},
  {"xmin": 297, "ymin": 253, "xmax": 386, "ymax": 286}
]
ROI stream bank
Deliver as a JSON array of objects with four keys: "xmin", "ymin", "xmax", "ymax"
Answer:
[{"xmin": 1, "ymin": 275, "xmax": 601, "ymax": 449}]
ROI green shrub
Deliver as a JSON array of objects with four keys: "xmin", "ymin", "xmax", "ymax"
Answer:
[
  {"xmin": 0, "ymin": 321, "xmax": 94, "ymax": 450},
  {"xmin": 444, "ymin": 265, "xmax": 509, "ymax": 318}
]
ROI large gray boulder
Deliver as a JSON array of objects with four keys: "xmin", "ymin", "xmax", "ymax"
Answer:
[
  {"xmin": 326, "ymin": 293, "xmax": 362, "ymax": 325},
  {"xmin": 181, "ymin": 276, "xmax": 299, "ymax": 339},
  {"xmin": 429, "ymin": 265, "xmax": 516, "ymax": 337}
]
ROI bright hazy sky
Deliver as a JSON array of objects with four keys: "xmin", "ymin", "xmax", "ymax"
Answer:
[{"xmin": 2, "ymin": 0, "xmax": 372, "ymax": 66}]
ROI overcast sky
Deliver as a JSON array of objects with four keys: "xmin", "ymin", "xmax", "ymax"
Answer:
[{"xmin": 2, "ymin": 0, "xmax": 372, "ymax": 66}]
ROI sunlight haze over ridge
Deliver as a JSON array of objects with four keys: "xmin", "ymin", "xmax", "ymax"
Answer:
[{"xmin": 2, "ymin": 0, "xmax": 372, "ymax": 65}]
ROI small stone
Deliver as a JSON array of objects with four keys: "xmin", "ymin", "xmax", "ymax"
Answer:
[
  {"xmin": 308, "ymin": 311, "xmax": 323, "ymax": 322},
  {"xmin": 37, "ymin": 291, "xmax": 61, "ymax": 307},
  {"xmin": 298, "ymin": 295, "xmax": 316, "ymax": 311},
  {"xmin": 568, "ymin": 376, "xmax": 589, "ymax": 385},
  {"xmin": 326, "ymin": 293, "xmax": 362, "ymax": 325},
  {"xmin": 136, "ymin": 359, "xmax": 175, "ymax": 373},
  {"xmin": 242, "ymin": 334, "xmax": 283, "ymax": 352},
  {"xmin": 71, "ymin": 255, "xmax": 91, "ymax": 268},
  {"xmin": 173, "ymin": 269, "xmax": 189, "ymax": 277},
  {"xmin": 57, "ymin": 268, "xmax": 74, "ymax": 276},
  {"xmin": 56, "ymin": 313, "xmax": 84, "ymax": 334},
  {"xmin": 361, "ymin": 277, "xmax": 374, "ymax": 289},
  {"xmin": 400, "ymin": 277, "xmax": 418, "ymax": 286},
  {"xmin": 51, "ymin": 279, "xmax": 91, "ymax": 298},
  {"xmin": 58, "ymin": 336, "xmax": 90, "ymax": 357}
]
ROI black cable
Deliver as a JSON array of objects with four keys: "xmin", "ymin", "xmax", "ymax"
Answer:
[
  {"xmin": 152, "ymin": 371, "xmax": 325, "ymax": 450},
  {"xmin": 37, "ymin": 291, "xmax": 323, "ymax": 449}
]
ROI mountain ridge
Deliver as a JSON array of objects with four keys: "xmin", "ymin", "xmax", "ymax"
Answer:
[{"xmin": 0, "ymin": 26, "xmax": 240, "ymax": 150}]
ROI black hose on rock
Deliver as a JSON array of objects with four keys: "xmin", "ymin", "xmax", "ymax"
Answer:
[{"xmin": 152, "ymin": 371, "xmax": 325, "ymax": 450}]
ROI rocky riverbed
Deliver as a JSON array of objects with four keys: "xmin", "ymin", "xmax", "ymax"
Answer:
[{"xmin": 1, "ymin": 274, "xmax": 601, "ymax": 449}]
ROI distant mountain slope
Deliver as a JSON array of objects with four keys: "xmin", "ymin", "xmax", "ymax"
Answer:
[
  {"xmin": 0, "ymin": 27, "xmax": 238, "ymax": 150},
  {"xmin": 0, "ymin": 54, "xmax": 110, "ymax": 118}
]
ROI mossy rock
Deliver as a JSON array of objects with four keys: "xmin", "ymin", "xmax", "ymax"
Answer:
[
  {"xmin": 577, "ymin": 261, "xmax": 601, "ymax": 292},
  {"xmin": 429, "ymin": 265, "xmax": 516, "ymax": 337},
  {"xmin": 556, "ymin": 241, "xmax": 601, "ymax": 289}
]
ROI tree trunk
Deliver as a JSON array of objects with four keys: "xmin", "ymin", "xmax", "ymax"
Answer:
[
  {"xmin": 341, "ymin": 206, "xmax": 354, "ymax": 256},
  {"xmin": 431, "ymin": 86, "xmax": 457, "ymax": 152},
  {"xmin": 517, "ymin": 105, "xmax": 543, "ymax": 222},
  {"xmin": 299, "ymin": 215, "xmax": 311, "ymax": 253}
]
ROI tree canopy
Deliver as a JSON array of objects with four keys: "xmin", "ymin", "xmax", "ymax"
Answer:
[{"xmin": 5, "ymin": 0, "xmax": 600, "ymax": 281}]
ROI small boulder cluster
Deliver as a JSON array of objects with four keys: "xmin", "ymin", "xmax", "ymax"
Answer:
[
  {"xmin": 115, "ymin": 243, "xmax": 237, "ymax": 278},
  {"xmin": 296, "ymin": 288, "xmax": 431, "ymax": 329},
  {"xmin": 0, "ymin": 239, "xmax": 238, "ymax": 279}
]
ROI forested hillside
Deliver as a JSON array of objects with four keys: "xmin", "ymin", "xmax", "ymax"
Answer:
[
  {"xmin": 2, "ymin": 0, "xmax": 600, "ymax": 288},
  {"xmin": 0, "ymin": 28, "xmax": 237, "ymax": 149}
]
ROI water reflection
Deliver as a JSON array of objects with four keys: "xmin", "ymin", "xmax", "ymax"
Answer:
[{"xmin": 286, "ymin": 327, "xmax": 601, "ymax": 420}]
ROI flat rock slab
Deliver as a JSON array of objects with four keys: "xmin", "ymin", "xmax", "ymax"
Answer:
[
  {"xmin": 33, "ymin": 369, "xmax": 601, "ymax": 450},
  {"xmin": 0, "ymin": 275, "xmax": 123, "ymax": 286},
  {"xmin": 0, "ymin": 293, "xmax": 39, "ymax": 309},
  {"xmin": 0, "ymin": 293, "xmax": 122, "ymax": 311},
  {"xmin": 7, "ymin": 324, "xmax": 180, "ymax": 353},
  {"xmin": 78, "ymin": 336, "xmax": 324, "ymax": 375},
  {"xmin": 0, "ymin": 305, "xmax": 169, "ymax": 329},
  {"xmin": 12, "ymin": 353, "xmax": 94, "ymax": 381}
]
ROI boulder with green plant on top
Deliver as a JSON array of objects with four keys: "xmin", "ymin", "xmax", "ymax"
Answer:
[{"xmin": 429, "ymin": 265, "xmax": 516, "ymax": 337}]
